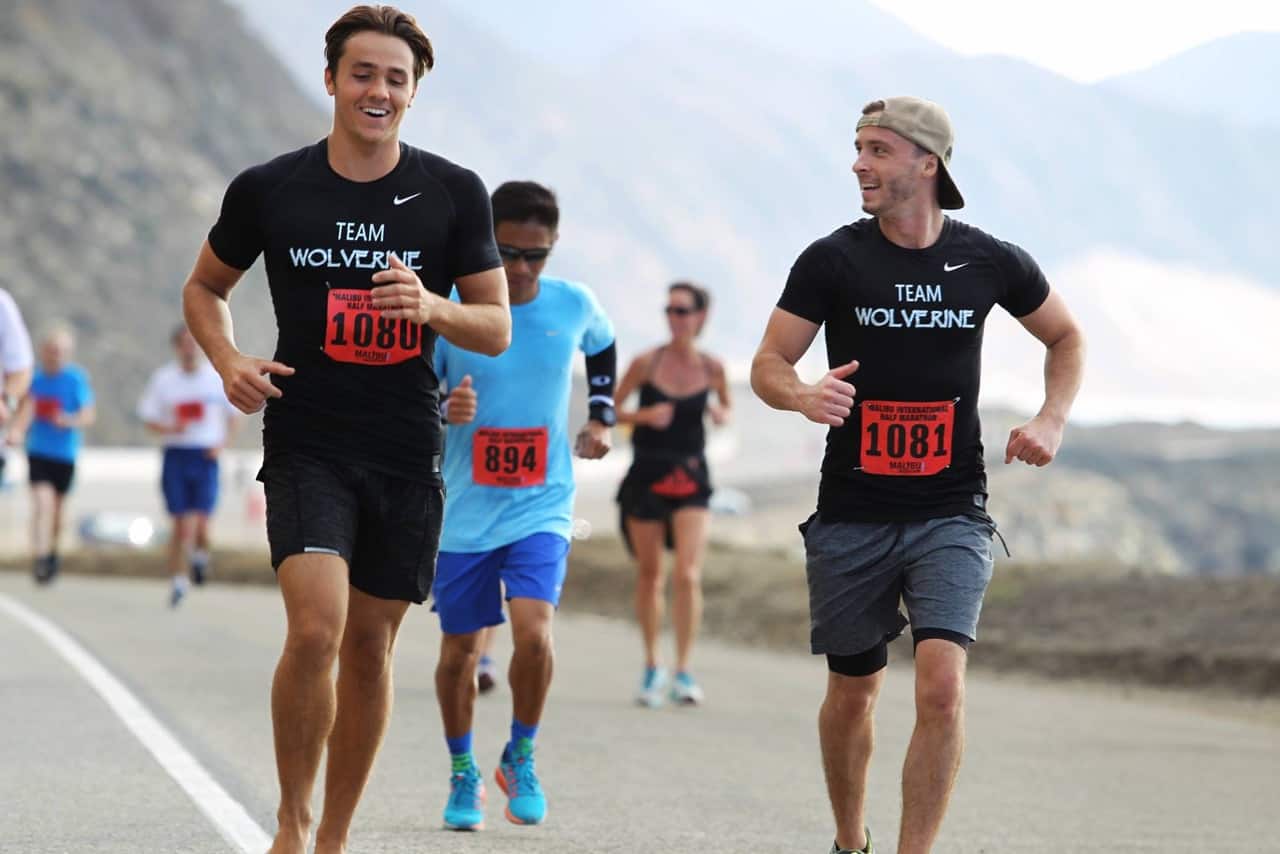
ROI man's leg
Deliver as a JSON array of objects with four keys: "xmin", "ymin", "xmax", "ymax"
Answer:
[
  {"xmin": 268, "ymin": 554, "xmax": 349, "ymax": 854},
  {"xmin": 820, "ymin": 662, "xmax": 885, "ymax": 853},
  {"xmin": 313, "ymin": 585, "xmax": 410, "ymax": 853},
  {"xmin": 897, "ymin": 639, "xmax": 967, "ymax": 854},
  {"xmin": 436, "ymin": 629, "xmax": 483, "ymax": 744},
  {"xmin": 190, "ymin": 512, "xmax": 212, "ymax": 584},
  {"xmin": 29, "ymin": 481, "xmax": 54, "ymax": 580},
  {"xmin": 507, "ymin": 597, "xmax": 555, "ymax": 735}
]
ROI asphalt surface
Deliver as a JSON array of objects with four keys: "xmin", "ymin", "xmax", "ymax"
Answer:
[{"xmin": 2, "ymin": 572, "xmax": 1277, "ymax": 853}]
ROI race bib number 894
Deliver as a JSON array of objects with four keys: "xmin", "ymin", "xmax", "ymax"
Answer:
[
  {"xmin": 324, "ymin": 289, "xmax": 422, "ymax": 366},
  {"xmin": 859, "ymin": 400, "xmax": 955, "ymax": 477},
  {"xmin": 472, "ymin": 427, "xmax": 548, "ymax": 488}
]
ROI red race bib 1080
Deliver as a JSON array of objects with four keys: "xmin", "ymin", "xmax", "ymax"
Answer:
[
  {"xmin": 859, "ymin": 400, "xmax": 955, "ymax": 477},
  {"xmin": 324, "ymin": 289, "xmax": 422, "ymax": 366},
  {"xmin": 472, "ymin": 427, "xmax": 548, "ymax": 488}
]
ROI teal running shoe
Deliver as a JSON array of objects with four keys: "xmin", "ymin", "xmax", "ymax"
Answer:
[
  {"xmin": 636, "ymin": 666, "xmax": 668, "ymax": 708},
  {"xmin": 442, "ymin": 762, "xmax": 486, "ymax": 831},
  {"xmin": 829, "ymin": 826, "xmax": 873, "ymax": 853},
  {"xmin": 669, "ymin": 671, "xmax": 705, "ymax": 706},
  {"xmin": 494, "ymin": 738, "xmax": 546, "ymax": 825}
]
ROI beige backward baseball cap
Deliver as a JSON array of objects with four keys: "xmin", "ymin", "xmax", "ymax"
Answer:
[{"xmin": 856, "ymin": 96, "xmax": 964, "ymax": 210}]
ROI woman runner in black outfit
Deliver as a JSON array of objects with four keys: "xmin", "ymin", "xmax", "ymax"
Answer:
[{"xmin": 616, "ymin": 282, "xmax": 730, "ymax": 707}]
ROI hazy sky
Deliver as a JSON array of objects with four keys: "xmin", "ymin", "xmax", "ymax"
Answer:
[{"xmin": 869, "ymin": 0, "xmax": 1280, "ymax": 81}]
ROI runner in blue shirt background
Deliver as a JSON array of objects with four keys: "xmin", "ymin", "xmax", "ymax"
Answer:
[
  {"xmin": 432, "ymin": 180, "xmax": 616, "ymax": 830},
  {"xmin": 6, "ymin": 324, "xmax": 95, "ymax": 583}
]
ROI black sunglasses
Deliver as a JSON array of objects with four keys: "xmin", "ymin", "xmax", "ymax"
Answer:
[
  {"xmin": 497, "ymin": 244, "xmax": 551, "ymax": 263},
  {"xmin": 664, "ymin": 305, "xmax": 697, "ymax": 316}
]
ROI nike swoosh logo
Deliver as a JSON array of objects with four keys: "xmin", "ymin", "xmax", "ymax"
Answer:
[
  {"xmin": 943, "ymin": 262, "xmax": 969, "ymax": 272},
  {"xmin": 393, "ymin": 193, "xmax": 421, "ymax": 206}
]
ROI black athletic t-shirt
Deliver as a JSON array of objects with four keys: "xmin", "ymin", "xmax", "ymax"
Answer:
[
  {"xmin": 207, "ymin": 139, "xmax": 501, "ymax": 483},
  {"xmin": 778, "ymin": 217, "xmax": 1049, "ymax": 522}
]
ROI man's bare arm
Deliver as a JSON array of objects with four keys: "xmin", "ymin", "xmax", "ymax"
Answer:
[
  {"xmin": 750, "ymin": 307, "xmax": 858, "ymax": 426},
  {"xmin": 182, "ymin": 240, "xmax": 294, "ymax": 414},
  {"xmin": 1005, "ymin": 289, "xmax": 1085, "ymax": 466},
  {"xmin": 372, "ymin": 257, "xmax": 511, "ymax": 357}
]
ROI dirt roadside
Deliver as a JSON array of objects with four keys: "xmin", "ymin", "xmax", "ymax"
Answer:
[{"xmin": 7, "ymin": 537, "xmax": 1279, "ymax": 704}]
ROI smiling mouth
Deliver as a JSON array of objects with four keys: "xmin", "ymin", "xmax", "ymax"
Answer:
[{"xmin": 360, "ymin": 107, "xmax": 389, "ymax": 118}]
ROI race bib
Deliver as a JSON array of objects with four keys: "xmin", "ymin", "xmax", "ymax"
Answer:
[
  {"xmin": 324, "ymin": 289, "xmax": 422, "ymax": 366},
  {"xmin": 34, "ymin": 397, "xmax": 61, "ymax": 422},
  {"xmin": 175, "ymin": 401, "xmax": 205, "ymax": 424},
  {"xmin": 859, "ymin": 400, "xmax": 955, "ymax": 477},
  {"xmin": 472, "ymin": 427, "xmax": 548, "ymax": 488}
]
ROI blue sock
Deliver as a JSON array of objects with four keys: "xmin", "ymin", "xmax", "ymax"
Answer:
[
  {"xmin": 510, "ymin": 718, "xmax": 538, "ymax": 752},
  {"xmin": 446, "ymin": 732, "xmax": 472, "ymax": 758}
]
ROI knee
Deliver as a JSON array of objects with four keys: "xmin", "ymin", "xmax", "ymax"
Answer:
[
  {"xmin": 824, "ymin": 678, "xmax": 879, "ymax": 722},
  {"xmin": 672, "ymin": 564, "xmax": 701, "ymax": 591},
  {"xmin": 438, "ymin": 636, "xmax": 481, "ymax": 678},
  {"xmin": 915, "ymin": 672, "xmax": 965, "ymax": 724},
  {"xmin": 512, "ymin": 622, "xmax": 553, "ymax": 661},
  {"xmin": 344, "ymin": 630, "xmax": 394, "ymax": 684},
  {"xmin": 635, "ymin": 563, "xmax": 664, "ymax": 594},
  {"xmin": 285, "ymin": 619, "xmax": 342, "ymax": 669}
]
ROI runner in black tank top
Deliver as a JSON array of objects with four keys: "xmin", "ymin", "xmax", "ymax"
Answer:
[{"xmin": 615, "ymin": 282, "xmax": 731, "ymax": 708}]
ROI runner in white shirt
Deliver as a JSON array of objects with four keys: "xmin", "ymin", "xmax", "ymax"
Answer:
[
  {"xmin": 138, "ymin": 325, "xmax": 239, "ymax": 606},
  {"xmin": 0, "ymin": 288, "xmax": 35, "ymax": 484}
]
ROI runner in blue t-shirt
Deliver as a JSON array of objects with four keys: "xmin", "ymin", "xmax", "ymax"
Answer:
[
  {"xmin": 6, "ymin": 325, "xmax": 95, "ymax": 583},
  {"xmin": 432, "ymin": 181, "xmax": 616, "ymax": 830}
]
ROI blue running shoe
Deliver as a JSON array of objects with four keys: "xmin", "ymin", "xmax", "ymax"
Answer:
[
  {"xmin": 494, "ymin": 738, "xmax": 546, "ymax": 825},
  {"xmin": 636, "ymin": 666, "xmax": 668, "ymax": 708},
  {"xmin": 669, "ymin": 671, "xmax": 705, "ymax": 706},
  {"xmin": 443, "ymin": 763, "xmax": 486, "ymax": 830}
]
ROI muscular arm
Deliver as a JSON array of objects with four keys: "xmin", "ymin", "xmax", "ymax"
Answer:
[
  {"xmin": 427, "ymin": 266, "xmax": 511, "ymax": 356},
  {"xmin": 182, "ymin": 240, "xmax": 294, "ymax": 413},
  {"xmin": 751, "ymin": 307, "xmax": 857, "ymax": 426},
  {"xmin": 1004, "ymin": 289, "xmax": 1085, "ymax": 465}
]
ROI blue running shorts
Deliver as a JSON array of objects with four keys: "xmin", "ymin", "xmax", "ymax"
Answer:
[{"xmin": 433, "ymin": 532, "xmax": 570, "ymax": 635}]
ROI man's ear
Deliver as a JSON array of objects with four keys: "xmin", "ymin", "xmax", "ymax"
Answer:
[{"xmin": 324, "ymin": 67, "xmax": 335, "ymax": 96}]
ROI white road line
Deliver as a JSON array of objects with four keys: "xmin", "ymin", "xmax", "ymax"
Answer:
[{"xmin": 0, "ymin": 593, "xmax": 272, "ymax": 854}]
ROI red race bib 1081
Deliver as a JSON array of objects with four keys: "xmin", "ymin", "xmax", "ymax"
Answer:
[
  {"xmin": 324, "ymin": 289, "xmax": 422, "ymax": 366},
  {"xmin": 859, "ymin": 400, "xmax": 955, "ymax": 477},
  {"xmin": 472, "ymin": 428, "xmax": 548, "ymax": 488}
]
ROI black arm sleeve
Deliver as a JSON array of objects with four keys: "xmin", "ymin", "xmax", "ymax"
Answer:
[{"xmin": 584, "ymin": 340, "xmax": 617, "ymax": 421}]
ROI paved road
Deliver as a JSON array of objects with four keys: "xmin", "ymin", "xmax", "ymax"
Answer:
[{"xmin": 1, "ymin": 572, "xmax": 1276, "ymax": 853}]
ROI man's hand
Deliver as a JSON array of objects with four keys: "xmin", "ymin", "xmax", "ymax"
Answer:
[
  {"xmin": 638, "ymin": 401, "xmax": 675, "ymax": 430},
  {"xmin": 708, "ymin": 401, "xmax": 730, "ymax": 426},
  {"xmin": 5, "ymin": 428, "xmax": 23, "ymax": 447},
  {"xmin": 797, "ymin": 360, "xmax": 859, "ymax": 426},
  {"xmin": 1005, "ymin": 413, "xmax": 1065, "ymax": 466},
  {"xmin": 574, "ymin": 420, "xmax": 612, "ymax": 459},
  {"xmin": 371, "ymin": 253, "xmax": 441, "ymax": 325},
  {"xmin": 216, "ymin": 352, "xmax": 295, "ymax": 414},
  {"xmin": 446, "ymin": 375, "xmax": 476, "ymax": 425}
]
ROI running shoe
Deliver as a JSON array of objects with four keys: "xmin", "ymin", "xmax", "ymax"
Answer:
[
  {"xmin": 494, "ymin": 738, "xmax": 546, "ymax": 825},
  {"xmin": 33, "ymin": 555, "xmax": 53, "ymax": 585},
  {"xmin": 477, "ymin": 655, "xmax": 497, "ymax": 695},
  {"xmin": 635, "ymin": 666, "xmax": 668, "ymax": 708},
  {"xmin": 190, "ymin": 556, "xmax": 209, "ymax": 586},
  {"xmin": 442, "ymin": 763, "xmax": 486, "ymax": 831},
  {"xmin": 169, "ymin": 581, "xmax": 187, "ymax": 608},
  {"xmin": 829, "ymin": 827, "xmax": 874, "ymax": 853},
  {"xmin": 669, "ymin": 671, "xmax": 705, "ymax": 706}
]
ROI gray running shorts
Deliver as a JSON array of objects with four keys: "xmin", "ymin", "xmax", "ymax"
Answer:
[{"xmin": 801, "ymin": 513, "xmax": 995, "ymax": 656}]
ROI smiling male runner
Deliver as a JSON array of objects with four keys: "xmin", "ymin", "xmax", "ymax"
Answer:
[
  {"xmin": 751, "ymin": 96, "xmax": 1084, "ymax": 854},
  {"xmin": 181, "ymin": 6, "xmax": 510, "ymax": 852}
]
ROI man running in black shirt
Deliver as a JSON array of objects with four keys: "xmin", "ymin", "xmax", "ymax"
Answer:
[
  {"xmin": 751, "ymin": 97, "xmax": 1084, "ymax": 854},
  {"xmin": 182, "ymin": 7, "xmax": 510, "ymax": 853}
]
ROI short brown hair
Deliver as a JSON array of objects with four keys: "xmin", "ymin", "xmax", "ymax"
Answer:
[
  {"xmin": 325, "ymin": 5, "xmax": 434, "ymax": 83},
  {"xmin": 669, "ymin": 281, "xmax": 711, "ymax": 335}
]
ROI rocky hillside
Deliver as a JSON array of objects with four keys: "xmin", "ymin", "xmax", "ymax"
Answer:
[{"xmin": 0, "ymin": 0, "xmax": 325, "ymax": 441}]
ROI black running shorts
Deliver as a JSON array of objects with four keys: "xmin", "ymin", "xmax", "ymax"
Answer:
[{"xmin": 258, "ymin": 453, "xmax": 443, "ymax": 604}]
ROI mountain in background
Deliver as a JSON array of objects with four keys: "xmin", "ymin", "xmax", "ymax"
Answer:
[
  {"xmin": 1104, "ymin": 32, "xmax": 1280, "ymax": 130},
  {"xmin": 228, "ymin": 0, "xmax": 1280, "ymax": 428},
  {"xmin": 0, "ymin": 0, "xmax": 325, "ymax": 441}
]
